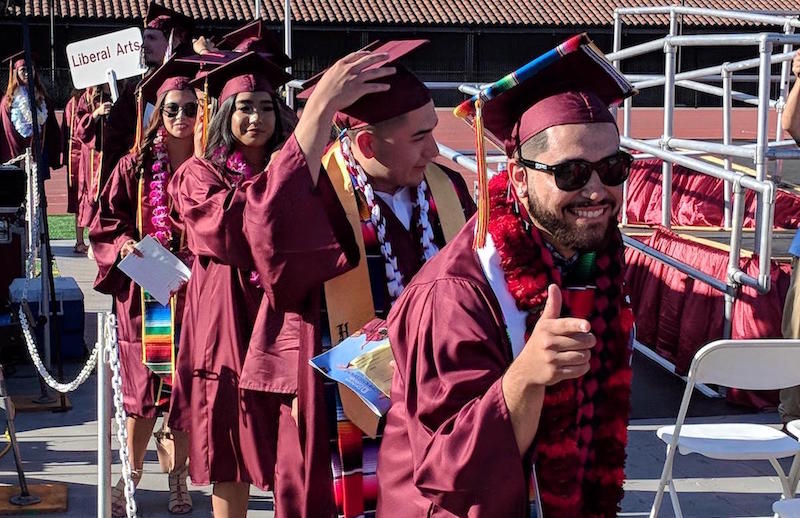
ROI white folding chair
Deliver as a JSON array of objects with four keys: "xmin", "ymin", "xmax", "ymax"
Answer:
[
  {"xmin": 774, "ymin": 498, "xmax": 800, "ymax": 518},
  {"xmin": 650, "ymin": 339, "xmax": 800, "ymax": 518}
]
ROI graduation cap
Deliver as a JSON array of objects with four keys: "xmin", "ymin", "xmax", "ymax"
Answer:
[
  {"xmin": 189, "ymin": 50, "xmax": 291, "ymax": 104},
  {"xmin": 297, "ymin": 39, "xmax": 430, "ymax": 130},
  {"xmin": 133, "ymin": 54, "xmax": 228, "ymax": 152},
  {"xmin": 139, "ymin": 57, "xmax": 199, "ymax": 107},
  {"xmin": 452, "ymin": 33, "xmax": 636, "ymax": 248},
  {"xmin": 4, "ymin": 50, "xmax": 39, "ymax": 71},
  {"xmin": 175, "ymin": 52, "xmax": 232, "ymax": 82},
  {"xmin": 144, "ymin": 2, "xmax": 195, "ymax": 36},
  {"xmin": 215, "ymin": 20, "xmax": 291, "ymax": 68},
  {"xmin": 188, "ymin": 51, "xmax": 291, "ymax": 151}
]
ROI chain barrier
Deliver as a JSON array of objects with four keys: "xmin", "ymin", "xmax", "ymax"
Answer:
[
  {"xmin": 103, "ymin": 315, "xmax": 138, "ymax": 518},
  {"xmin": 2, "ymin": 154, "xmax": 27, "ymax": 167},
  {"xmin": 13, "ymin": 149, "xmax": 137, "ymax": 514},
  {"xmin": 16, "ymin": 150, "xmax": 102, "ymax": 392}
]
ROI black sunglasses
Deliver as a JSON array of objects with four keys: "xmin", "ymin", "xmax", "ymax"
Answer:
[
  {"xmin": 162, "ymin": 102, "xmax": 198, "ymax": 119},
  {"xmin": 516, "ymin": 150, "xmax": 633, "ymax": 191}
]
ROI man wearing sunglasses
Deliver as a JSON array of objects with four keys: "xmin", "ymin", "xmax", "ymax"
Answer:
[{"xmin": 377, "ymin": 37, "xmax": 638, "ymax": 517}]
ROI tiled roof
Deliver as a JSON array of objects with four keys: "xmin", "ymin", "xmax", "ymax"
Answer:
[{"xmin": 6, "ymin": 0, "xmax": 800, "ymax": 27}]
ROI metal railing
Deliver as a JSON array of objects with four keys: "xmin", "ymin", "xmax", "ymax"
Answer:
[{"xmin": 608, "ymin": 5, "xmax": 800, "ymax": 388}]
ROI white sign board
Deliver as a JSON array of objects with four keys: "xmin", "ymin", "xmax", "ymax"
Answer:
[{"xmin": 66, "ymin": 27, "xmax": 147, "ymax": 89}]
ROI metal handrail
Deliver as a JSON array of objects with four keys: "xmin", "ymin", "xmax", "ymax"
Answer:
[{"xmin": 614, "ymin": 6, "xmax": 800, "ymax": 28}]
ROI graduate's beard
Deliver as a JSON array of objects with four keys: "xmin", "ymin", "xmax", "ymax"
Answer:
[{"xmin": 527, "ymin": 191, "xmax": 619, "ymax": 253}]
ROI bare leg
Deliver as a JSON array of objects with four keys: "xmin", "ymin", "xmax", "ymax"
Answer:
[
  {"xmin": 112, "ymin": 416, "xmax": 157, "ymax": 517},
  {"xmin": 168, "ymin": 429, "xmax": 193, "ymax": 514},
  {"xmin": 127, "ymin": 415, "xmax": 158, "ymax": 472},
  {"xmin": 212, "ymin": 482, "xmax": 250, "ymax": 518}
]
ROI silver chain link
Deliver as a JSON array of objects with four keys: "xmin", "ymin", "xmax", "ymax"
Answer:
[
  {"xmin": 16, "ymin": 151, "xmax": 100, "ymax": 392},
  {"xmin": 2, "ymin": 153, "xmax": 27, "ymax": 166},
  {"xmin": 104, "ymin": 314, "xmax": 138, "ymax": 518},
  {"xmin": 16, "ymin": 149, "xmax": 137, "ymax": 514},
  {"xmin": 18, "ymin": 307, "xmax": 101, "ymax": 393}
]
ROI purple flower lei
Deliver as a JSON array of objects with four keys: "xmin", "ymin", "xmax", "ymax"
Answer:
[
  {"xmin": 149, "ymin": 126, "xmax": 173, "ymax": 248},
  {"xmin": 211, "ymin": 146, "xmax": 255, "ymax": 187}
]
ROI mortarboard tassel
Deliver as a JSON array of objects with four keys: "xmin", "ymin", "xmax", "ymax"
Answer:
[
  {"xmin": 201, "ymin": 78, "xmax": 209, "ymax": 153},
  {"xmin": 133, "ymin": 89, "xmax": 144, "ymax": 153},
  {"xmin": 164, "ymin": 29, "xmax": 174, "ymax": 64},
  {"xmin": 473, "ymin": 98, "xmax": 489, "ymax": 250}
]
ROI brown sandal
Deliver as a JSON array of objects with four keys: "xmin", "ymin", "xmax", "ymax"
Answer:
[
  {"xmin": 111, "ymin": 469, "xmax": 141, "ymax": 518},
  {"xmin": 167, "ymin": 464, "xmax": 192, "ymax": 515}
]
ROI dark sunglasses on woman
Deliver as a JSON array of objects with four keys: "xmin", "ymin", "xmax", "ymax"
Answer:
[
  {"xmin": 516, "ymin": 150, "xmax": 633, "ymax": 192},
  {"xmin": 162, "ymin": 102, "xmax": 198, "ymax": 119}
]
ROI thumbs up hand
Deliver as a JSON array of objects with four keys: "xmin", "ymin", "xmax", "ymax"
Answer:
[{"xmin": 519, "ymin": 284, "xmax": 595, "ymax": 386}]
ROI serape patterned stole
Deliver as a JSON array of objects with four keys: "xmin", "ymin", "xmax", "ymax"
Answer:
[
  {"xmin": 141, "ymin": 290, "xmax": 178, "ymax": 406},
  {"xmin": 136, "ymin": 175, "xmax": 180, "ymax": 404}
]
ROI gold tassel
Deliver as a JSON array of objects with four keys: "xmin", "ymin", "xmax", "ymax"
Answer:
[
  {"xmin": 133, "ymin": 89, "xmax": 143, "ymax": 153},
  {"xmin": 473, "ymin": 98, "xmax": 490, "ymax": 250},
  {"xmin": 201, "ymin": 79, "xmax": 209, "ymax": 153}
]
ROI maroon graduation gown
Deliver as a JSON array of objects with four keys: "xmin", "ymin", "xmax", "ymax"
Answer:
[
  {"xmin": 244, "ymin": 136, "xmax": 475, "ymax": 517},
  {"xmin": 166, "ymin": 155, "xmax": 275, "ymax": 490},
  {"xmin": 0, "ymin": 94, "xmax": 61, "ymax": 169},
  {"xmin": 74, "ymin": 80, "xmax": 138, "ymax": 229},
  {"xmin": 74, "ymin": 94, "xmax": 104, "ymax": 228},
  {"xmin": 89, "ymin": 152, "xmax": 188, "ymax": 418},
  {"xmin": 243, "ymin": 135, "xmax": 359, "ymax": 517},
  {"xmin": 61, "ymin": 95, "xmax": 83, "ymax": 214},
  {"xmin": 376, "ymin": 218, "xmax": 529, "ymax": 517}
]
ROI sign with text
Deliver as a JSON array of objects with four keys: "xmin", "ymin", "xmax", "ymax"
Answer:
[{"xmin": 66, "ymin": 27, "xmax": 147, "ymax": 89}]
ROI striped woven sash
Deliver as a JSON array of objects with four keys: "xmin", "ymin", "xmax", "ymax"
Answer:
[{"xmin": 141, "ymin": 290, "xmax": 177, "ymax": 406}]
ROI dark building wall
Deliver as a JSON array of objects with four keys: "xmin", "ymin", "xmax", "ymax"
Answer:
[{"xmin": 0, "ymin": 20, "xmax": 789, "ymax": 109}]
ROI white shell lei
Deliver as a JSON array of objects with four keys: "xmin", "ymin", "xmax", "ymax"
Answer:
[
  {"xmin": 339, "ymin": 133, "xmax": 439, "ymax": 302},
  {"xmin": 10, "ymin": 88, "xmax": 47, "ymax": 139}
]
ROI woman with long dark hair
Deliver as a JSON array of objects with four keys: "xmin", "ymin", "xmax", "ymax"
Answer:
[
  {"xmin": 0, "ymin": 51, "xmax": 60, "ymax": 168},
  {"xmin": 89, "ymin": 61, "xmax": 197, "ymax": 517},
  {"xmin": 166, "ymin": 51, "xmax": 300, "ymax": 518}
]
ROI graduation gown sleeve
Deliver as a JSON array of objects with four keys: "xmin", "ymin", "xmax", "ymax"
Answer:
[
  {"xmin": 88, "ymin": 153, "xmax": 138, "ymax": 296},
  {"xmin": 168, "ymin": 156, "xmax": 254, "ymax": 269},
  {"xmin": 381, "ymin": 276, "xmax": 528, "ymax": 516},
  {"xmin": 244, "ymin": 134, "xmax": 359, "ymax": 311}
]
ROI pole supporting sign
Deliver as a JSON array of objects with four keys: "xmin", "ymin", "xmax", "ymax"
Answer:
[{"xmin": 66, "ymin": 28, "xmax": 147, "ymax": 89}]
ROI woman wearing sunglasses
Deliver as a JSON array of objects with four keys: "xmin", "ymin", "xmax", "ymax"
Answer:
[{"xmin": 89, "ymin": 61, "xmax": 198, "ymax": 517}]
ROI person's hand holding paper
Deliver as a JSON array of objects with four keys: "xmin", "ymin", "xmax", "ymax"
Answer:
[{"xmin": 117, "ymin": 235, "xmax": 192, "ymax": 305}]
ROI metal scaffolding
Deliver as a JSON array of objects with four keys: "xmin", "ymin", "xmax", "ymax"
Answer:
[{"xmin": 608, "ymin": 6, "xmax": 800, "ymax": 389}]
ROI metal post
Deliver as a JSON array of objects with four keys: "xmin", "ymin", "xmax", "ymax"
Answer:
[
  {"xmin": 39, "ymin": 224, "xmax": 51, "ymax": 370},
  {"xmin": 253, "ymin": 0, "xmax": 261, "ymax": 19},
  {"xmin": 284, "ymin": 0, "xmax": 293, "ymax": 109},
  {"xmin": 0, "ymin": 366, "xmax": 40, "ymax": 506},
  {"xmin": 97, "ymin": 314, "xmax": 111, "ymax": 518},
  {"xmin": 722, "ymin": 67, "xmax": 733, "ymax": 228},
  {"xmin": 661, "ymin": 17, "xmax": 678, "ymax": 229},
  {"xmin": 724, "ymin": 183, "xmax": 746, "ymax": 340},
  {"xmin": 754, "ymin": 38, "xmax": 773, "ymax": 249},
  {"xmin": 611, "ymin": 12, "xmax": 622, "ymax": 120},
  {"xmin": 48, "ymin": 0, "xmax": 55, "ymax": 85},
  {"xmin": 24, "ymin": 151, "xmax": 33, "ymax": 263},
  {"xmin": 775, "ymin": 22, "xmax": 795, "ymax": 183}
]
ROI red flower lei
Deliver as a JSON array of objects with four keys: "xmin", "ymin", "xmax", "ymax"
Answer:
[
  {"xmin": 212, "ymin": 146, "xmax": 262, "ymax": 288},
  {"xmin": 486, "ymin": 172, "xmax": 634, "ymax": 517}
]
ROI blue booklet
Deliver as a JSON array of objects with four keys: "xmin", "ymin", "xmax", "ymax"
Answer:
[{"xmin": 309, "ymin": 326, "xmax": 393, "ymax": 419}]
